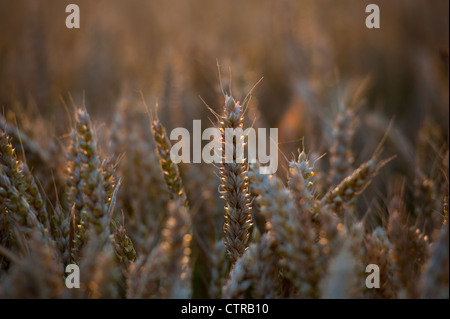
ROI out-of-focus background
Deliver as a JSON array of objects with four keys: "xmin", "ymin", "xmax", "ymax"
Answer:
[{"xmin": 0, "ymin": 0, "xmax": 448, "ymax": 209}]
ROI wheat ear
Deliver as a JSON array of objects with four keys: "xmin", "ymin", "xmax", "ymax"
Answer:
[
  {"xmin": 219, "ymin": 94, "xmax": 253, "ymax": 265},
  {"xmin": 419, "ymin": 224, "xmax": 449, "ymax": 299},
  {"xmin": 75, "ymin": 109, "xmax": 110, "ymax": 242},
  {"xmin": 321, "ymin": 155, "xmax": 393, "ymax": 218},
  {"xmin": 222, "ymin": 232, "xmax": 278, "ymax": 298},
  {"xmin": 151, "ymin": 116, "xmax": 187, "ymax": 205},
  {"xmin": 329, "ymin": 109, "xmax": 356, "ymax": 186},
  {"xmin": 248, "ymin": 163, "xmax": 322, "ymax": 298}
]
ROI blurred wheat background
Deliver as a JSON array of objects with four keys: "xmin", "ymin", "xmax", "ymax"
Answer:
[{"xmin": 0, "ymin": 0, "xmax": 448, "ymax": 299}]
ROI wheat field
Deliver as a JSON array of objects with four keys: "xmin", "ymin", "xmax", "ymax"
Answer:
[{"xmin": 0, "ymin": 0, "xmax": 448, "ymax": 299}]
